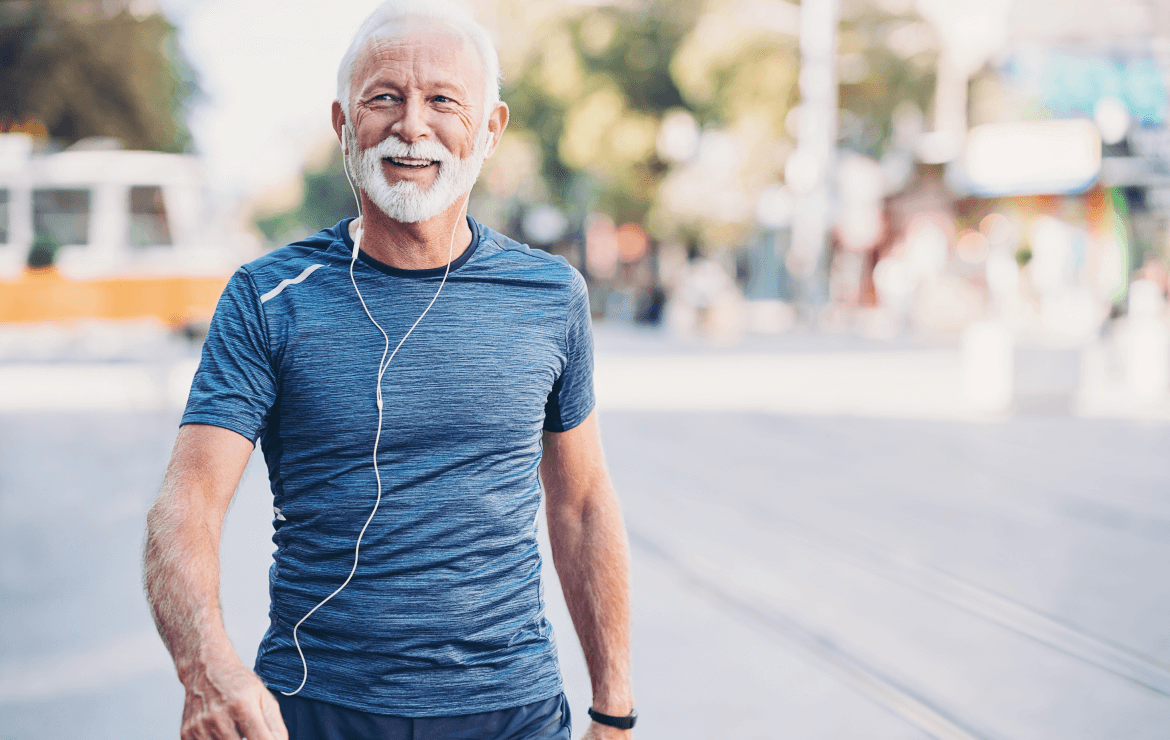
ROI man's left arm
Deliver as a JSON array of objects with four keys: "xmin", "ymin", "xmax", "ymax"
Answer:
[{"xmin": 542, "ymin": 410, "xmax": 634, "ymax": 740}]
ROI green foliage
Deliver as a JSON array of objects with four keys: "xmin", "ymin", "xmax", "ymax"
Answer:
[
  {"xmin": 501, "ymin": 1, "xmax": 700, "ymax": 225},
  {"xmin": 836, "ymin": 0, "xmax": 937, "ymax": 157},
  {"xmin": 571, "ymin": 6, "xmax": 694, "ymax": 116},
  {"xmin": 255, "ymin": 148, "xmax": 359, "ymax": 246},
  {"xmin": 0, "ymin": 0, "xmax": 198, "ymax": 152}
]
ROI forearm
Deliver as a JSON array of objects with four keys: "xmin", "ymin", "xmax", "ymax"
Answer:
[
  {"xmin": 143, "ymin": 482, "xmax": 239, "ymax": 682},
  {"xmin": 143, "ymin": 425, "xmax": 283, "ymax": 740},
  {"xmin": 547, "ymin": 482, "xmax": 633, "ymax": 714}
]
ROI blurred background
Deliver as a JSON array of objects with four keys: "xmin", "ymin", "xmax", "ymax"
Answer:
[{"xmin": 2, "ymin": 0, "xmax": 1170, "ymax": 738}]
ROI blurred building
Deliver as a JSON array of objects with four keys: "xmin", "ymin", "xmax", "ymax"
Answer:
[{"xmin": 844, "ymin": 0, "xmax": 1170, "ymax": 343}]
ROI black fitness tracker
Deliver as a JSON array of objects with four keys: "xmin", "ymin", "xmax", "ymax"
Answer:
[{"xmin": 587, "ymin": 707, "xmax": 638, "ymax": 730}]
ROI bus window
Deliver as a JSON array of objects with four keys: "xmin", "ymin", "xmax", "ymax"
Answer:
[
  {"xmin": 128, "ymin": 185, "xmax": 172, "ymax": 247},
  {"xmin": 0, "ymin": 189, "xmax": 8, "ymax": 243},
  {"xmin": 33, "ymin": 188, "xmax": 91, "ymax": 246}
]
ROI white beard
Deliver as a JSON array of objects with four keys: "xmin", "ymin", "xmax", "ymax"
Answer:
[{"xmin": 349, "ymin": 124, "xmax": 486, "ymax": 224}]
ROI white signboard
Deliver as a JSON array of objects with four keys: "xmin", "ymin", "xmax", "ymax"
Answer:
[{"xmin": 963, "ymin": 120, "xmax": 1101, "ymax": 196}]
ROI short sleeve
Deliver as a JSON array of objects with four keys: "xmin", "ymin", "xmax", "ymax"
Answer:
[
  {"xmin": 181, "ymin": 268, "xmax": 278, "ymax": 442},
  {"xmin": 543, "ymin": 270, "xmax": 595, "ymax": 432}
]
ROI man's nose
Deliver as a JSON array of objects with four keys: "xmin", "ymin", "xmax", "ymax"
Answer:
[{"xmin": 391, "ymin": 97, "xmax": 430, "ymax": 143}]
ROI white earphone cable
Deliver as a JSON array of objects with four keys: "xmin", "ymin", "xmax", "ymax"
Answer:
[{"xmin": 281, "ymin": 127, "xmax": 472, "ymax": 696}]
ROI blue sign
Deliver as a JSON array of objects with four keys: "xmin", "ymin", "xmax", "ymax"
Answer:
[{"xmin": 1002, "ymin": 50, "xmax": 1168, "ymax": 127}]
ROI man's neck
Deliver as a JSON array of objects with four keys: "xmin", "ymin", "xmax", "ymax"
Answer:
[{"xmin": 351, "ymin": 195, "xmax": 474, "ymax": 270}]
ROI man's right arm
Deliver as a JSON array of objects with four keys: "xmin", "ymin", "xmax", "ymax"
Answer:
[{"xmin": 143, "ymin": 423, "xmax": 287, "ymax": 740}]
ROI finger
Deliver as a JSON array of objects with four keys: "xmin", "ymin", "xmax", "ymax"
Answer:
[
  {"xmin": 197, "ymin": 715, "xmax": 243, "ymax": 740},
  {"xmin": 232, "ymin": 697, "xmax": 278, "ymax": 740},
  {"xmin": 261, "ymin": 690, "xmax": 290, "ymax": 740}
]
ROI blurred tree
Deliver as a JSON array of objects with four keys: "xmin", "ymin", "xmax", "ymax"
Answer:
[
  {"xmin": 657, "ymin": 0, "xmax": 938, "ymax": 247},
  {"xmin": 836, "ymin": 0, "xmax": 938, "ymax": 157},
  {"xmin": 499, "ymin": 0, "xmax": 701, "ymax": 227},
  {"xmin": 254, "ymin": 147, "xmax": 359, "ymax": 246},
  {"xmin": 0, "ymin": 0, "xmax": 198, "ymax": 152},
  {"xmin": 657, "ymin": 0, "xmax": 801, "ymax": 247}
]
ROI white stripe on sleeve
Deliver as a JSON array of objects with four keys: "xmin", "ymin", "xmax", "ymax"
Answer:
[{"xmin": 260, "ymin": 264, "xmax": 325, "ymax": 304}]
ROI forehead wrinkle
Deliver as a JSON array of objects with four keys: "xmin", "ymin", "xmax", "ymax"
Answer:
[{"xmin": 353, "ymin": 24, "xmax": 483, "ymax": 104}]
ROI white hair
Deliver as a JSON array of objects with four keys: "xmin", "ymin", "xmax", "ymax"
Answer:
[{"xmin": 337, "ymin": 0, "xmax": 501, "ymax": 123}]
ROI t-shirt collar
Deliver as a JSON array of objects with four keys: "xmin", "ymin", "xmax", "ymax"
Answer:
[{"xmin": 338, "ymin": 216, "xmax": 481, "ymax": 278}]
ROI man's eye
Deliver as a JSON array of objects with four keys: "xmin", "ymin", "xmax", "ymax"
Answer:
[{"xmin": 434, "ymin": 96, "xmax": 452, "ymax": 103}]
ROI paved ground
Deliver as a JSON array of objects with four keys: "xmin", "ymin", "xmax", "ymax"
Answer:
[{"xmin": 2, "ymin": 403, "xmax": 1168, "ymax": 739}]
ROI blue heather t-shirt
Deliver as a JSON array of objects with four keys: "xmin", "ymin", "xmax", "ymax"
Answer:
[{"xmin": 182, "ymin": 217, "xmax": 595, "ymax": 716}]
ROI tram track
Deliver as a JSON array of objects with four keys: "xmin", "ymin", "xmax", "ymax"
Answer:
[
  {"xmin": 625, "ymin": 492, "xmax": 1170, "ymax": 740},
  {"xmin": 616, "ymin": 412, "xmax": 1170, "ymax": 696},
  {"xmin": 628, "ymin": 528, "xmax": 998, "ymax": 740},
  {"xmin": 742, "ymin": 505, "xmax": 1170, "ymax": 698}
]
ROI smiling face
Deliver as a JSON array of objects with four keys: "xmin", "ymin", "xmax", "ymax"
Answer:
[{"xmin": 341, "ymin": 21, "xmax": 493, "ymax": 223}]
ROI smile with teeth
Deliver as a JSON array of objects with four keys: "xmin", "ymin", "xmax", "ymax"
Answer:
[{"xmin": 385, "ymin": 157, "xmax": 437, "ymax": 169}]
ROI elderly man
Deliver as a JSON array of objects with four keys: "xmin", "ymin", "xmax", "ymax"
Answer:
[{"xmin": 142, "ymin": 2, "xmax": 635, "ymax": 739}]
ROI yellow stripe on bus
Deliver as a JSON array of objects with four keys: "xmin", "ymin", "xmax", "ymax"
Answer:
[{"xmin": 0, "ymin": 269, "xmax": 230, "ymax": 326}]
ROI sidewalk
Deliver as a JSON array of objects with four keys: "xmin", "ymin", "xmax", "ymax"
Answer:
[{"xmin": 1, "ymin": 323, "xmax": 1165, "ymax": 422}]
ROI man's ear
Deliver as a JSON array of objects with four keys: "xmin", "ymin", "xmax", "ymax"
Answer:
[
  {"xmin": 331, "ymin": 100, "xmax": 347, "ymax": 153},
  {"xmin": 483, "ymin": 101, "xmax": 509, "ymax": 160}
]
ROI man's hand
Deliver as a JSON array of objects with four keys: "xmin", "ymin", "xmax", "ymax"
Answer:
[
  {"xmin": 180, "ymin": 657, "xmax": 286, "ymax": 740},
  {"xmin": 579, "ymin": 721, "xmax": 633, "ymax": 740}
]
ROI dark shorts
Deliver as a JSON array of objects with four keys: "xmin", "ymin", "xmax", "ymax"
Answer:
[{"xmin": 275, "ymin": 692, "xmax": 572, "ymax": 740}]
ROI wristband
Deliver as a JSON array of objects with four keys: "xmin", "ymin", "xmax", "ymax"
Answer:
[{"xmin": 588, "ymin": 707, "xmax": 638, "ymax": 730}]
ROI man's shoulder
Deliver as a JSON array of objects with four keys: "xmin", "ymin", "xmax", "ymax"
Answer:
[
  {"xmin": 241, "ymin": 220, "xmax": 349, "ymax": 282},
  {"xmin": 473, "ymin": 221, "xmax": 582, "ymax": 287}
]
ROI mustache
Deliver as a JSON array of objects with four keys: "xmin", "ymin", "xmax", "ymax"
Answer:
[{"xmin": 361, "ymin": 135, "xmax": 456, "ymax": 165}]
